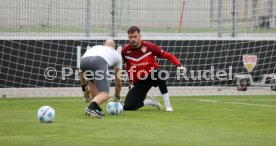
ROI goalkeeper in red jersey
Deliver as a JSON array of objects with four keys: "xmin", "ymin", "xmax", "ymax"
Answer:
[{"xmin": 121, "ymin": 26, "xmax": 189, "ymax": 112}]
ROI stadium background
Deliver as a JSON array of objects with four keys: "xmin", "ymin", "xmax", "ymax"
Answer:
[{"xmin": 1, "ymin": 1, "xmax": 276, "ymax": 145}]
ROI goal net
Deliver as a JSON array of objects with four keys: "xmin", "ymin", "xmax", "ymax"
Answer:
[{"xmin": 0, "ymin": 0, "xmax": 276, "ymax": 97}]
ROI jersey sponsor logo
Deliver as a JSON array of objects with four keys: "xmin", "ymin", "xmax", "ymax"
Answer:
[
  {"xmin": 243, "ymin": 54, "xmax": 257, "ymax": 73},
  {"xmin": 130, "ymin": 62, "xmax": 149, "ymax": 67},
  {"xmin": 127, "ymin": 51, "xmax": 131, "ymax": 53},
  {"xmin": 141, "ymin": 46, "xmax": 147, "ymax": 53}
]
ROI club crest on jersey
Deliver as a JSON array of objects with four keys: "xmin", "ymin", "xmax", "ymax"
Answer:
[
  {"xmin": 243, "ymin": 54, "xmax": 257, "ymax": 73},
  {"xmin": 141, "ymin": 46, "xmax": 147, "ymax": 53}
]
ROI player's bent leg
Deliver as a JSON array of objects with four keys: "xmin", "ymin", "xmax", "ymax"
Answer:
[
  {"xmin": 92, "ymin": 92, "xmax": 109, "ymax": 105},
  {"xmin": 85, "ymin": 92, "xmax": 109, "ymax": 118},
  {"xmin": 89, "ymin": 81, "xmax": 97, "ymax": 99},
  {"xmin": 123, "ymin": 80, "xmax": 151, "ymax": 110},
  {"xmin": 123, "ymin": 88, "xmax": 144, "ymax": 110},
  {"xmin": 86, "ymin": 78, "xmax": 109, "ymax": 118},
  {"xmin": 155, "ymin": 69, "xmax": 173, "ymax": 112}
]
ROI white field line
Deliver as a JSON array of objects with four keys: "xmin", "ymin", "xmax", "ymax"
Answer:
[
  {"xmin": 195, "ymin": 99, "xmax": 276, "ymax": 108},
  {"xmin": 222, "ymin": 101, "xmax": 276, "ymax": 108}
]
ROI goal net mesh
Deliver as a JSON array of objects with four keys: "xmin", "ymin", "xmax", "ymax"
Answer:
[{"xmin": 0, "ymin": 0, "xmax": 275, "ymax": 97}]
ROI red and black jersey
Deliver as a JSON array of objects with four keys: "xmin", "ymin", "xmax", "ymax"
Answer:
[{"xmin": 121, "ymin": 40, "xmax": 181, "ymax": 83}]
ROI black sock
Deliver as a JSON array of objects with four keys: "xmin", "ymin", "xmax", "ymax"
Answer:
[{"xmin": 88, "ymin": 101, "xmax": 101, "ymax": 110}]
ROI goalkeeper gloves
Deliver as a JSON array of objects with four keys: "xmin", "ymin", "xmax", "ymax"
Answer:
[
  {"xmin": 128, "ymin": 81, "xmax": 134, "ymax": 90},
  {"xmin": 177, "ymin": 65, "xmax": 190, "ymax": 77},
  {"xmin": 81, "ymin": 84, "xmax": 91, "ymax": 103}
]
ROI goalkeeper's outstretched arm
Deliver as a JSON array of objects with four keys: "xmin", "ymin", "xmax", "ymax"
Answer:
[
  {"xmin": 160, "ymin": 51, "xmax": 181, "ymax": 67},
  {"xmin": 160, "ymin": 51, "xmax": 189, "ymax": 76}
]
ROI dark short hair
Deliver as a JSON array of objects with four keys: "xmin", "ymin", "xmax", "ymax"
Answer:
[{"xmin": 127, "ymin": 26, "xmax": 140, "ymax": 34}]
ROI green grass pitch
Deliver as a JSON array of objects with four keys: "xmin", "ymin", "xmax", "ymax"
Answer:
[{"xmin": 1, "ymin": 96, "xmax": 276, "ymax": 146}]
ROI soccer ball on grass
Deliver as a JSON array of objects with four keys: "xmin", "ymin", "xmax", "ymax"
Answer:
[
  {"xmin": 106, "ymin": 101, "xmax": 123, "ymax": 115},
  {"xmin": 37, "ymin": 106, "xmax": 55, "ymax": 123}
]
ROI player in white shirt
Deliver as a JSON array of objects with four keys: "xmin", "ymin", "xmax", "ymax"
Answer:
[{"xmin": 79, "ymin": 39, "xmax": 122, "ymax": 119}]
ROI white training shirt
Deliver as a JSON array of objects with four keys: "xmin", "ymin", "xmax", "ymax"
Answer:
[{"xmin": 81, "ymin": 45, "xmax": 122, "ymax": 69}]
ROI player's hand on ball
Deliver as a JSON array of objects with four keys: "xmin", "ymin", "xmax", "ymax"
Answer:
[
  {"xmin": 177, "ymin": 65, "xmax": 190, "ymax": 76},
  {"xmin": 113, "ymin": 95, "xmax": 120, "ymax": 102},
  {"xmin": 108, "ymin": 95, "xmax": 124, "ymax": 106},
  {"xmin": 82, "ymin": 84, "xmax": 91, "ymax": 103}
]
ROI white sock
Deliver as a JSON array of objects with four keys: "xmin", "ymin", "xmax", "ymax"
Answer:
[
  {"xmin": 143, "ymin": 99, "xmax": 154, "ymax": 106},
  {"xmin": 162, "ymin": 93, "xmax": 171, "ymax": 107}
]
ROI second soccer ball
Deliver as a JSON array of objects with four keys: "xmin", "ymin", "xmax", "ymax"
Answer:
[{"xmin": 106, "ymin": 101, "xmax": 123, "ymax": 115}]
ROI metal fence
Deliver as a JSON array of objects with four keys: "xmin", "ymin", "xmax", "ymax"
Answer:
[{"xmin": 0, "ymin": 0, "xmax": 275, "ymax": 38}]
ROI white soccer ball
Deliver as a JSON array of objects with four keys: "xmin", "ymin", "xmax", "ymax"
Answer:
[
  {"xmin": 37, "ymin": 106, "xmax": 55, "ymax": 123},
  {"xmin": 106, "ymin": 101, "xmax": 123, "ymax": 115}
]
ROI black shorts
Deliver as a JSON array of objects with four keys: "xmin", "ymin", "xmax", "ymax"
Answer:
[{"xmin": 123, "ymin": 69, "xmax": 168, "ymax": 110}]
